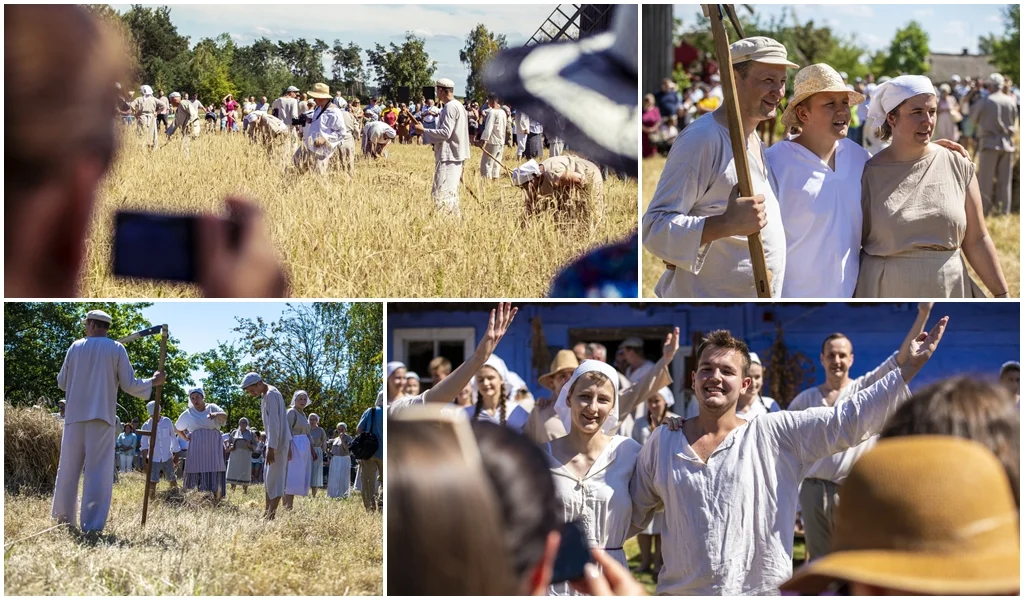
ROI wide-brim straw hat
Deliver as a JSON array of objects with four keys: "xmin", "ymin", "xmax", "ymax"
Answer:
[
  {"xmin": 484, "ymin": 5, "xmax": 637, "ymax": 177},
  {"xmin": 307, "ymin": 82, "xmax": 331, "ymax": 99},
  {"xmin": 781, "ymin": 436, "xmax": 1020, "ymax": 595},
  {"xmin": 781, "ymin": 63, "xmax": 865, "ymax": 128},
  {"xmin": 539, "ymin": 349, "xmax": 580, "ymax": 390}
]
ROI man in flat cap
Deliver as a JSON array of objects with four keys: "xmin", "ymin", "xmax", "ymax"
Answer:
[
  {"xmin": 52, "ymin": 310, "xmax": 166, "ymax": 532},
  {"xmin": 241, "ymin": 372, "xmax": 291, "ymax": 520},
  {"xmin": 643, "ymin": 37, "xmax": 797, "ymax": 298},
  {"xmin": 415, "ymin": 78, "xmax": 470, "ymax": 214}
]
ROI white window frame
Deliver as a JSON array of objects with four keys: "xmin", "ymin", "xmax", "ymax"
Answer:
[{"xmin": 392, "ymin": 327, "xmax": 477, "ymax": 366}]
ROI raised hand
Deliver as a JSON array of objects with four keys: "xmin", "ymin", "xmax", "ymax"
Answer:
[
  {"xmin": 899, "ymin": 316, "xmax": 949, "ymax": 383},
  {"xmin": 476, "ymin": 302, "xmax": 518, "ymax": 359},
  {"xmin": 662, "ymin": 327, "xmax": 681, "ymax": 362}
]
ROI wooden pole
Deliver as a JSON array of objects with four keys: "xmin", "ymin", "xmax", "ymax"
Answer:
[
  {"xmin": 479, "ymin": 145, "xmax": 515, "ymax": 175},
  {"xmin": 141, "ymin": 324, "xmax": 167, "ymax": 526},
  {"xmin": 704, "ymin": 4, "xmax": 773, "ymax": 298}
]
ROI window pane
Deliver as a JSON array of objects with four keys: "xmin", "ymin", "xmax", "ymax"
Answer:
[{"xmin": 406, "ymin": 341, "xmax": 435, "ymax": 382}]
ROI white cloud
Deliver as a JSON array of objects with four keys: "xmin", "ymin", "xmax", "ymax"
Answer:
[
  {"xmin": 229, "ymin": 32, "xmax": 247, "ymax": 42},
  {"xmin": 942, "ymin": 20, "xmax": 969, "ymax": 37},
  {"xmin": 828, "ymin": 5, "xmax": 875, "ymax": 19},
  {"xmin": 913, "ymin": 9, "xmax": 934, "ymax": 18},
  {"xmin": 986, "ymin": 14, "xmax": 1003, "ymax": 23}
]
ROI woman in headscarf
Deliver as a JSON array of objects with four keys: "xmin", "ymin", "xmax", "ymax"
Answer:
[
  {"xmin": 175, "ymin": 387, "xmax": 228, "ymax": 499},
  {"xmin": 545, "ymin": 360, "xmax": 642, "ymax": 595},
  {"xmin": 466, "ymin": 355, "xmax": 532, "ymax": 434},
  {"xmin": 933, "ymin": 83, "xmax": 961, "ymax": 143},
  {"xmin": 116, "ymin": 423, "xmax": 137, "ymax": 473},
  {"xmin": 308, "ymin": 413, "xmax": 327, "ymax": 497},
  {"xmin": 630, "ymin": 386, "xmax": 678, "ymax": 576},
  {"xmin": 226, "ymin": 417, "xmax": 255, "ymax": 493},
  {"xmin": 856, "ymin": 75, "xmax": 1009, "ymax": 298},
  {"xmin": 283, "ymin": 390, "xmax": 315, "ymax": 508},
  {"xmin": 327, "ymin": 422, "xmax": 353, "ymax": 499},
  {"xmin": 130, "ymin": 84, "xmax": 159, "ymax": 150},
  {"xmin": 386, "ymin": 361, "xmax": 411, "ymax": 408},
  {"xmin": 404, "ymin": 371, "xmax": 421, "ymax": 396}
]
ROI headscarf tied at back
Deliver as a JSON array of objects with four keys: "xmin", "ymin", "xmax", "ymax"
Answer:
[
  {"xmin": 554, "ymin": 360, "xmax": 621, "ymax": 434},
  {"xmin": 865, "ymin": 75, "xmax": 935, "ymax": 133},
  {"xmin": 291, "ymin": 390, "xmax": 309, "ymax": 409}
]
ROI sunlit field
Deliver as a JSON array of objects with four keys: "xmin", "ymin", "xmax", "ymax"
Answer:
[
  {"xmin": 641, "ymin": 154, "xmax": 1020, "ymax": 298},
  {"xmin": 80, "ymin": 127, "xmax": 638, "ymax": 298}
]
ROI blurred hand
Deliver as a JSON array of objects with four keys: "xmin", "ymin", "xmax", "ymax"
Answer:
[
  {"xmin": 665, "ymin": 416, "xmax": 685, "ymax": 431},
  {"xmin": 475, "ymin": 303, "xmax": 518, "ymax": 359},
  {"xmin": 662, "ymin": 327, "xmax": 680, "ymax": 362},
  {"xmin": 153, "ymin": 371, "xmax": 167, "ymax": 386},
  {"xmin": 933, "ymin": 139, "xmax": 968, "ymax": 158},
  {"xmin": 899, "ymin": 317, "xmax": 949, "ymax": 383},
  {"xmin": 569, "ymin": 549, "xmax": 648, "ymax": 596},
  {"xmin": 266, "ymin": 447, "xmax": 276, "ymax": 464},
  {"xmin": 314, "ymin": 136, "xmax": 328, "ymax": 147},
  {"xmin": 197, "ymin": 197, "xmax": 288, "ymax": 298}
]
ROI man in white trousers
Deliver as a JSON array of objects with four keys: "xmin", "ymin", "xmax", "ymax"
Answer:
[
  {"xmin": 242, "ymin": 372, "xmax": 291, "ymax": 520},
  {"xmin": 478, "ymin": 93, "xmax": 507, "ymax": 179},
  {"xmin": 139, "ymin": 400, "xmax": 180, "ymax": 493},
  {"xmin": 272, "ymin": 86, "xmax": 302, "ymax": 162},
  {"xmin": 516, "ymin": 110, "xmax": 530, "ymax": 158},
  {"xmin": 52, "ymin": 310, "xmax": 165, "ymax": 532},
  {"xmin": 415, "ymin": 78, "xmax": 470, "ymax": 214}
]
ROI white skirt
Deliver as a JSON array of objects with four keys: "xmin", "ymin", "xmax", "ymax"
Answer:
[
  {"xmin": 310, "ymin": 447, "xmax": 325, "ymax": 488},
  {"xmin": 327, "ymin": 455, "xmax": 351, "ymax": 499},
  {"xmin": 285, "ymin": 435, "xmax": 311, "ymax": 496}
]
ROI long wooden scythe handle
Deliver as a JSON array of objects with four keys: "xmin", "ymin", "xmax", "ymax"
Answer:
[
  {"xmin": 141, "ymin": 324, "xmax": 168, "ymax": 526},
  {"xmin": 704, "ymin": 4, "xmax": 773, "ymax": 298}
]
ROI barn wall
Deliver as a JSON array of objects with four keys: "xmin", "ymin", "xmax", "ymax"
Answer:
[{"xmin": 388, "ymin": 302, "xmax": 1020, "ymax": 396}]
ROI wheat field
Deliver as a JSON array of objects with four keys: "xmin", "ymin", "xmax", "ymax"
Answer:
[
  {"xmin": 3, "ymin": 474, "xmax": 382, "ymax": 595},
  {"xmin": 79, "ymin": 128, "xmax": 638, "ymax": 298},
  {"xmin": 641, "ymin": 154, "xmax": 1021, "ymax": 298}
]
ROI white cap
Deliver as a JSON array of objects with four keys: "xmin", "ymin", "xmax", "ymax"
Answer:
[
  {"xmin": 240, "ymin": 373, "xmax": 262, "ymax": 388},
  {"xmin": 750, "ymin": 352, "xmax": 762, "ymax": 365},
  {"xmin": 511, "ymin": 159, "xmax": 541, "ymax": 186},
  {"xmin": 169, "ymin": 91, "xmax": 181, "ymax": 99},
  {"xmin": 286, "ymin": 85, "xmax": 300, "ymax": 92},
  {"xmin": 146, "ymin": 401, "xmax": 155, "ymax": 416},
  {"xmin": 406, "ymin": 371, "xmax": 420, "ymax": 381},
  {"xmin": 988, "ymin": 73, "xmax": 1005, "ymax": 88},
  {"xmin": 435, "ymin": 78, "xmax": 455, "ymax": 89},
  {"xmin": 84, "ymin": 309, "xmax": 112, "ymax": 324},
  {"xmin": 1000, "ymin": 361, "xmax": 1020, "ymax": 375}
]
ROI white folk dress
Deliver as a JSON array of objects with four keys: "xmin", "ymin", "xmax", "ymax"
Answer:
[{"xmin": 546, "ymin": 435, "xmax": 642, "ymax": 596}]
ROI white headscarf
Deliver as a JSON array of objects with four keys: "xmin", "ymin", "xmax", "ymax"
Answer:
[
  {"xmin": 656, "ymin": 386, "xmax": 675, "ymax": 408},
  {"xmin": 472, "ymin": 355, "xmax": 511, "ymax": 397},
  {"xmin": 141, "ymin": 85, "xmax": 154, "ymax": 97},
  {"xmin": 554, "ymin": 360, "xmax": 621, "ymax": 434},
  {"xmin": 387, "ymin": 361, "xmax": 406, "ymax": 378},
  {"xmin": 291, "ymin": 390, "xmax": 309, "ymax": 409},
  {"xmin": 507, "ymin": 371, "xmax": 527, "ymax": 401},
  {"xmin": 865, "ymin": 75, "xmax": 935, "ymax": 132}
]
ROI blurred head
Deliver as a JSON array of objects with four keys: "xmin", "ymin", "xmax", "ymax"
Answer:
[
  {"xmin": 387, "ymin": 363, "xmax": 408, "ymax": 397},
  {"xmin": 643, "ymin": 93, "xmax": 655, "ymax": 109},
  {"xmin": 587, "ymin": 343, "xmax": 607, "ymax": 363},
  {"xmin": 572, "ymin": 342, "xmax": 587, "ymax": 362},
  {"xmin": 475, "ymin": 366, "xmax": 504, "ymax": 402},
  {"xmin": 880, "ymin": 376, "xmax": 1020, "ymax": 507},
  {"xmin": 84, "ymin": 318, "xmax": 111, "ymax": 338},
  {"xmin": 405, "ymin": 374, "xmax": 421, "ymax": 396},
  {"xmin": 456, "ymin": 383, "xmax": 474, "ymax": 407},
  {"xmin": 564, "ymin": 371, "xmax": 616, "ymax": 434},
  {"xmin": 6, "ymin": 5, "xmax": 127, "ymax": 298},
  {"xmin": 189, "ymin": 389, "xmax": 206, "ymax": 411},
  {"xmin": 820, "ymin": 333, "xmax": 854, "ymax": 382},
  {"xmin": 693, "ymin": 330, "xmax": 751, "ymax": 413},
  {"xmin": 999, "ymin": 363, "xmax": 1019, "ymax": 398},
  {"xmin": 487, "ymin": 93, "xmax": 499, "ymax": 108},
  {"xmin": 748, "ymin": 360, "xmax": 765, "ymax": 395},
  {"xmin": 429, "ymin": 356, "xmax": 452, "ymax": 381},
  {"xmin": 880, "ymin": 94, "xmax": 936, "ymax": 145},
  {"xmin": 661, "ymin": 77, "xmax": 672, "ymax": 92},
  {"xmin": 123, "ymin": 423, "xmax": 133, "ymax": 434},
  {"xmin": 238, "ymin": 417, "xmax": 249, "ymax": 430}
]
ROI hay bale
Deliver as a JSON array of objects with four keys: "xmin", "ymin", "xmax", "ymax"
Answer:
[{"xmin": 4, "ymin": 403, "xmax": 63, "ymax": 495}]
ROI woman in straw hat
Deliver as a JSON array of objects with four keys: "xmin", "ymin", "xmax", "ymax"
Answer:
[
  {"xmin": 781, "ymin": 436, "xmax": 1019, "ymax": 595},
  {"xmin": 283, "ymin": 390, "xmax": 315, "ymax": 508},
  {"xmin": 174, "ymin": 387, "xmax": 228, "ymax": 500},
  {"xmin": 855, "ymin": 75, "xmax": 1009, "ymax": 298}
]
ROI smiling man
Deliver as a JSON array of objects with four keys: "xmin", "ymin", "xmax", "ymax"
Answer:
[
  {"xmin": 629, "ymin": 312, "xmax": 948, "ymax": 594},
  {"xmin": 787, "ymin": 302, "xmax": 934, "ymax": 560},
  {"xmin": 643, "ymin": 36, "xmax": 796, "ymax": 298}
]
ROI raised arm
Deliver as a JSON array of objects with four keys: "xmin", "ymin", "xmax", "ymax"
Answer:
[
  {"xmin": 421, "ymin": 303, "xmax": 518, "ymax": 404},
  {"xmin": 771, "ymin": 317, "xmax": 948, "ymax": 465},
  {"xmin": 896, "ymin": 303, "xmax": 933, "ymax": 366},
  {"xmin": 618, "ymin": 327, "xmax": 679, "ymax": 421},
  {"xmin": 116, "ymin": 344, "xmax": 161, "ymax": 399}
]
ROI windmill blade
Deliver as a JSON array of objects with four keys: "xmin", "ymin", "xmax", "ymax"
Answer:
[{"xmin": 118, "ymin": 325, "xmax": 164, "ymax": 345}]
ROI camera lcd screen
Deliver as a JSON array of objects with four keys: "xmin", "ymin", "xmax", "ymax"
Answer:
[{"xmin": 112, "ymin": 211, "xmax": 198, "ymax": 283}]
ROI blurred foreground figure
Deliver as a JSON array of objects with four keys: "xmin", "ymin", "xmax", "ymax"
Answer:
[{"xmin": 782, "ymin": 436, "xmax": 1019, "ymax": 595}]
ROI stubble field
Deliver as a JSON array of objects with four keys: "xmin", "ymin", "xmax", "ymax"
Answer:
[{"xmin": 80, "ymin": 127, "xmax": 638, "ymax": 298}]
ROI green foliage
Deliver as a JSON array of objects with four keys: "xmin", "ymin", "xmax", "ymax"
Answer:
[
  {"xmin": 332, "ymin": 41, "xmax": 366, "ymax": 99},
  {"xmin": 459, "ymin": 24, "xmax": 507, "ymax": 104},
  {"xmin": 190, "ymin": 36, "xmax": 237, "ymax": 103},
  {"xmin": 878, "ymin": 21, "xmax": 930, "ymax": 77},
  {"xmin": 980, "ymin": 5, "xmax": 1020, "ymax": 83},
  {"xmin": 3, "ymin": 303, "xmax": 195, "ymax": 424},
  {"xmin": 119, "ymin": 5, "xmax": 191, "ymax": 91},
  {"xmin": 277, "ymin": 38, "xmax": 330, "ymax": 92},
  {"xmin": 198, "ymin": 341, "xmax": 261, "ymax": 431},
  {"xmin": 366, "ymin": 33, "xmax": 437, "ymax": 102},
  {"xmin": 672, "ymin": 65, "xmax": 692, "ymax": 95}
]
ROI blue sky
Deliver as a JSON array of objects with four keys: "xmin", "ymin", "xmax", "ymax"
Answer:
[
  {"xmin": 112, "ymin": 4, "xmax": 559, "ymax": 96},
  {"xmin": 673, "ymin": 4, "xmax": 1008, "ymax": 55},
  {"xmin": 140, "ymin": 301, "xmax": 298, "ymax": 384}
]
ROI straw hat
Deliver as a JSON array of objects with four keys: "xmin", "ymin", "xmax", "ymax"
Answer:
[
  {"xmin": 781, "ymin": 436, "xmax": 1020, "ymax": 595},
  {"xmin": 539, "ymin": 350, "xmax": 580, "ymax": 391},
  {"xmin": 307, "ymin": 82, "xmax": 331, "ymax": 99},
  {"xmin": 781, "ymin": 64, "xmax": 865, "ymax": 128}
]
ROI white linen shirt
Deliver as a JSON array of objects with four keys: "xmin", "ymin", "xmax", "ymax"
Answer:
[
  {"xmin": 261, "ymin": 386, "xmax": 292, "ymax": 452},
  {"xmin": 57, "ymin": 337, "xmax": 154, "ymax": 426},
  {"xmin": 303, "ymin": 103, "xmax": 348, "ymax": 158},
  {"xmin": 642, "ymin": 113, "xmax": 787, "ymax": 298},
  {"xmin": 765, "ymin": 138, "xmax": 870, "ymax": 298},
  {"xmin": 787, "ymin": 352, "xmax": 898, "ymax": 483},
  {"xmin": 547, "ymin": 436, "xmax": 642, "ymax": 596},
  {"xmin": 736, "ymin": 395, "xmax": 780, "ymax": 420},
  {"xmin": 139, "ymin": 415, "xmax": 181, "ymax": 463},
  {"xmin": 480, "ymin": 106, "xmax": 508, "ymax": 146},
  {"xmin": 422, "ymin": 99, "xmax": 470, "ymax": 162},
  {"xmin": 175, "ymin": 403, "xmax": 225, "ymax": 432},
  {"xmin": 630, "ymin": 368, "xmax": 910, "ymax": 595}
]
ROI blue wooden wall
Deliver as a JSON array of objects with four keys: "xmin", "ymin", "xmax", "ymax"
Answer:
[{"xmin": 388, "ymin": 302, "xmax": 1020, "ymax": 396}]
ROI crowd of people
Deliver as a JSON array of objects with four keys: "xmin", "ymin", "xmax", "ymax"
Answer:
[
  {"xmin": 48, "ymin": 309, "xmax": 382, "ymax": 533},
  {"xmin": 388, "ymin": 302, "xmax": 1020, "ymax": 595},
  {"xmin": 643, "ymin": 35, "xmax": 1015, "ymax": 299}
]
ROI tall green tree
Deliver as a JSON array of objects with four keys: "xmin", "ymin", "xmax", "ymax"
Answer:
[
  {"xmin": 459, "ymin": 24, "xmax": 507, "ymax": 104},
  {"xmin": 277, "ymin": 38, "xmax": 330, "ymax": 92},
  {"xmin": 331, "ymin": 41, "xmax": 366, "ymax": 98},
  {"xmin": 231, "ymin": 37, "xmax": 294, "ymax": 99},
  {"xmin": 979, "ymin": 5, "xmax": 1019, "ymax": 83},
  {"xmin": 120, "ymin": 5, "xmax": 191, "ymax": 90},
  {"xmin": 366, "ymin": 33, "xmax": 437, "ymax": 101},
  {"xmin": 198, "ymin": 341, "xmax": 261, "ymax": 430},
  {"xmin": 189, "ymin": 36, "xmax": 237, "ymax": 104},
  {"xmin": 878, "ymin": 21, "xmax": 930, "ymax": 77},
  {"xmin": 4, "ymin": 303, "xmax": 194, "ymax": 424}
]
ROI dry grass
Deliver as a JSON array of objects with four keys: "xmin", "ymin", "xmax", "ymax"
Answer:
[
  {"xmin": 79, "ymin": 129, "xmax": 637, "ymax": 298},
  {"xmin": 4, "ymin": 474, "xmax": 382, "ymax": 595},
  {"xmin": 641, "ymin": 154, "xmax": 1020, "ymax": 298},
  {"xmin": 4, "ymin": 405, "xmax": 63, "ymax": 495}
]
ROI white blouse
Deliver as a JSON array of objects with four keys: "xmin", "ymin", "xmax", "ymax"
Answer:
[
  {"xmin": 175, "ymin": 403, "xmax": 225, "ymax": 432},
  {"xmin": 546, "ymin": 435, "xmax": 642, "ymax": 596},
  {"xmin": 464, "ymin": 401, "xmax": 531, "ymax": 434}
]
